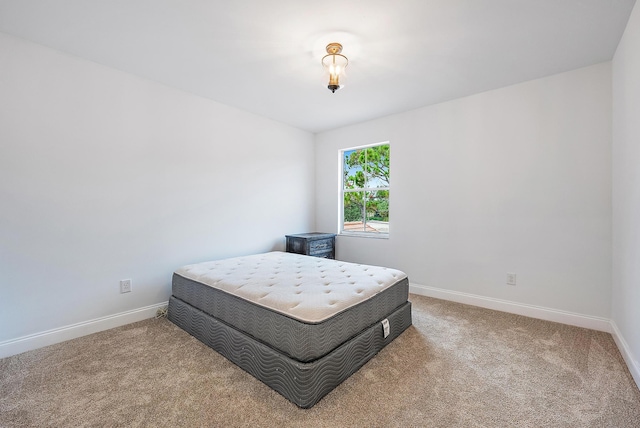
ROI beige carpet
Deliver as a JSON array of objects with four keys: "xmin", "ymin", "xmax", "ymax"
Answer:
[{"xmin": 1, "ymin": 295, "xmax": 639, "ymax": 427}]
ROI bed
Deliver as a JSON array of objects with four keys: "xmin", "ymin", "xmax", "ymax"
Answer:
[{"xmin": 167, "ymin": 251, "xmax": 411, "ymax": 408}]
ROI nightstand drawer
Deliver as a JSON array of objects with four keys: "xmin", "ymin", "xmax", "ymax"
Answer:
[
  {"xmin": 312, "ymin": 250, "xmax": 334, "ymax": 259},
  {"xmin": 310, "ymin": 239, "xmax": 333, "ymax": 253}
]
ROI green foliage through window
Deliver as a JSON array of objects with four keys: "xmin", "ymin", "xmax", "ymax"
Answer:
[{"xmin": 342, "ymin": 143, "xmax": 390, "ymax": 234}]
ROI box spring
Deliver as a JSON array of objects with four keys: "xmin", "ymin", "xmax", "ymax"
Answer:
[{"xmin": 168, "ymin": 296, "xmax": 412, "ymax": 408}]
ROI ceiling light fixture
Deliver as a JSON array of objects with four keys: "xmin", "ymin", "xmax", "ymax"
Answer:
[{"xmin": 322, "ymin": 43, "xmax": 348, "ymax": 93}]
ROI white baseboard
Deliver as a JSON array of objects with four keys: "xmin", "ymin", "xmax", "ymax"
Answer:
[
  {"xmin": 610, "ymin": 320, "xmax": 640, "ymax": 388},
  {"xmin": 409, "ymin": 283, "xmax": 612, "ymax": 332},
  {"xmin": 0, "ymin": 302, "xmax": 168, "ymax": 359}
]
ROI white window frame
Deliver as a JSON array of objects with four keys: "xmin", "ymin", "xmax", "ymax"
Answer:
[{"xmin": 339, "ymin": 141, "xmax": 390, "ymax": 239}]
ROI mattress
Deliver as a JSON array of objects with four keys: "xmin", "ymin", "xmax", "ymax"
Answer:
[{"xmin": 172, "ymin": 251, "xmax": 409, "ymax": 362}]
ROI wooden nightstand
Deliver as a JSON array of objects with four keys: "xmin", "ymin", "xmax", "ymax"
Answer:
[{"xmin": 285, "ymin": 233, "xmax": 336, "ymax": 259}]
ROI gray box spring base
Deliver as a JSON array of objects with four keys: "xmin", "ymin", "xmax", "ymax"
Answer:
[{"xmin": 168, "ymin": 296, "xmax": 412, "ymax": 408}]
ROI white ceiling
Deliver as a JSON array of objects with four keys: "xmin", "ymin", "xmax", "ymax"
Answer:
[{"xmin": 0, "ymin": 0, "xmax": 635, "ymax": 133}]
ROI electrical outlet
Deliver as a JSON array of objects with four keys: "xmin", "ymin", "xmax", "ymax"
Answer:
[
  {"xmin": 120, "ymin": 279, "xmax": 132, "ymax": 293},
  {"xmin": 506, "ymin": 273, "xmax": 516, "ymax": 286}
]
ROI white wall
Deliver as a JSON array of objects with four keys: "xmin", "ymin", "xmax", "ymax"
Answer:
[
  {"xmin": 316, "ymin": 63, "xmax": 612, "ymax": 322},
  {"xmin": 0, "ymin": 33, "xmax": 315, "ymax": 348},
  {"xmin": 612, "ymin": 2, "xmax": 640, "ymax": 385}
]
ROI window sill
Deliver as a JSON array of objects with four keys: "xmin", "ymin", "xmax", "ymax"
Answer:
[{"xmin": 339, "ymin": 232, "xmax": 389, "ymax": 240}]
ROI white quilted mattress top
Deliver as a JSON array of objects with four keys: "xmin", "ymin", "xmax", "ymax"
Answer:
[{"xmin": 175, "ymin": 251, "xmax": 407, "ymax": 323}]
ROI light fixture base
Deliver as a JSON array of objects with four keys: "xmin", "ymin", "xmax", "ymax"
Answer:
[{"xmin": 325, "ymin": 43, "xmax": 343, "ymax": 55}]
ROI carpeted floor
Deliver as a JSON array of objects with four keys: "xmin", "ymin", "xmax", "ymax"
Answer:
[{"xmin": 1, "ymin": 294, "xmax": 639, "ymax": 427}]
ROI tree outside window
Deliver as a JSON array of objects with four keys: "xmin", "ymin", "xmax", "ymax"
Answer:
[{"xmin": 341, "ymin": 143, "xmax": 389, "ymax": 235}]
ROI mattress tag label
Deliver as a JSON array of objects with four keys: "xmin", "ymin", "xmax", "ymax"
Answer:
[{"xmin": 382, "ymin": 318, "xmax": 390, "ymax": 338}]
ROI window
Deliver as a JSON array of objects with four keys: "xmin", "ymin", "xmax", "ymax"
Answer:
[{"xmin": 340, "ymin": 142, "xmax": 390, "ymax": 237}]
